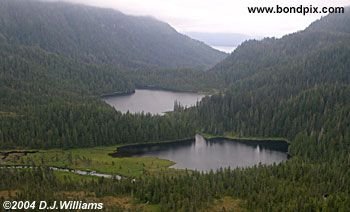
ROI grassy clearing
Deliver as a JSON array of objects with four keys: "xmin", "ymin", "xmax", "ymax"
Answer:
[
  {"xmin": 143, "ymin": 204, "xmax": 161, "ymax": 212},
  {"xmin": 0, "ymin": 187, "xmax": 153, "ymax": 211},
  {"xmin": 2, "ymin": 146, "xmax": 176, "ymax": 177},
  {"xmin": 0, "ymin": 190, "xmax": 19, "ymax": 199},
  {"xmin": 52, "ymin": 191, "xmax": 150, "ymax": 211},
  {"xmin": 53, "ymin": 170, "xmax": 99, "ymax": 182},
  {"xmin": 205, "ymin": 196, "xmax": 246, "ymax": 212},
  {"xmin": 0, "ymin": 111, "xmax": 20, "ymax": 117}
]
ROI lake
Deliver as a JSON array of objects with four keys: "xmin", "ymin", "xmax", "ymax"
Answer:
[
  {"xmin": 103, "ymin": 89, "xmax": 205, "ymax": 115},
  {"xmin": 112, "ymin": 135, "xmax": 289, "ymax": 172}
]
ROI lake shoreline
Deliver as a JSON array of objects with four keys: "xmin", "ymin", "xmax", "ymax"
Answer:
[
  {"xmin": 111, "ymin": 134, "xmax": 289, "ymax": 171},
  {"xmin": 100, "ymin": 90, "xmax": 135, "ymax": 98},
  {"xmin": 102, "ymin": 88, "xmax": 206, "ymax": 114},
  {"xmin": 135, "ymin": 85, "xmax": 213, "ymax": 95},
  {"xmin": 112, "ymin": 134, "xmax": 290, "ymax": 158},
  {"xmin": 110, "ymin": 137, "xmax": 195, "ymax": 157},
  {"xmin": 200, "ymin": 133, "xmax": 290, "ymax": 143},
  {"xmin": 200, "ymin": 133, "xmax": 291, "ymax": 157},
  {"xmin": 100, "ymin": 87, "xmax": 213, "ymax": 99}
]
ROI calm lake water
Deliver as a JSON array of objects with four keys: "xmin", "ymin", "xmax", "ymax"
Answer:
[
  {"xmin": 103, "ymin": 89, "xmax": 205, "ymax": 115},
  {"xmin": 112, "ymin": 135, "xmax": 288, "ymax": 172}
]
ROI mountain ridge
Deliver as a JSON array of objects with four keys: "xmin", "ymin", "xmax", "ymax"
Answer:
[
  {"xmin": 0, "ymin": 0, "xmax": 226, "ymax": 70},
  {"xmin": 209, "ymin": 10, "xmax": 350, "ymax": 88}
]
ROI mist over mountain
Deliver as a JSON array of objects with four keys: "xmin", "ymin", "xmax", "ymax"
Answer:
[{"xmin": 0, "ymin": 0, "xmax": 226, "ymax": 70}]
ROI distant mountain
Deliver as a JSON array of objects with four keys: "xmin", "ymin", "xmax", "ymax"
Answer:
[
  {"xmin": 210, "ymin": 11, "xmax": 350, "ymax": 85},
  {"xmin": 0, "ymin": 0, "xmax": 226, "ymax": 70}
]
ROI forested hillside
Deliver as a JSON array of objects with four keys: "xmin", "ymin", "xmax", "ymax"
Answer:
[
  {"xmin": 0, "ymin": 42, "xmax": 199, "ymax": 148},
  {"xmin": 210, "ymin": 15, "xmax": 350, "ymax": 86},
  {"xmin": 186, "ymin": 11, "xmax": 350, "ymax": 162},
  {"xmin": 160, "ymin": 11, "xmax": 349, "ymax": 210},
  {"xmin": 0, "ymin": 2, "xmax": 349, "ymax": 210},
  {"xmin": 0, "ymin": 0, "xmax": 209, "ymax": 149},
  {"xmin": 0, "ymin": 0, "xmax": 226, "ymax": 70},
  {"xmin": 0, "ymin": 2, "xmax": 348, "ymax": 151},
  {"xmin": 193, "ymin": 11, "xmax": 350, "ymax": 137}
]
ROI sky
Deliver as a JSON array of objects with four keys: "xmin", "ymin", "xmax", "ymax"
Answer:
[{"xmin": 51, "ymin": 0, "xmax": 349, "ymax": 38}]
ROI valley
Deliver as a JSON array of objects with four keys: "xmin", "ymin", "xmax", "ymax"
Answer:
[{"xmin": 0, "ymin": 0, "xmax": 349, "ymax": 211}]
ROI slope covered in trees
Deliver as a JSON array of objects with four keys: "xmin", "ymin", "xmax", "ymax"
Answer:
[
  {"xmin": 210, "ymin": 11, "xmax": 350, "ymax": 86},
  {"xmin": 172, "ymin": 11, "xmax": 350, "ymax": 210},
  {"xmin": 121, "ymin": 10, "xmax": 350, "ymax": 210},
  {"xmin": 0, "ymin": 3, "xmax": 348, "ymax": 151},
  {"xmin": 0, "ymin": 0, "xmax": 226, "ymax": 70},
  {"xmin": 0, "ymin": 0, "xmax": 222, "ymax": 150},
  {"xmin": 0, "ymin": 42, "xmax": 199, "ymax": 149},
  {"xmin": 0, "ymin": 4, "xmax": 349, "ymax": 212},
  {"xmin": 194, "ymin": 10, "xmax": 350, "ymax": 137}
]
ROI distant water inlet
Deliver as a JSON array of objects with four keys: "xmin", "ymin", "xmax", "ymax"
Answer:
[
  {"xmin": 112, "ymin": 135, "xmax": 289, "ymax": 172},
  {"xmin": 103, "ymin": 89, "xmax": 205, "ymax": 115},
  {"xmin": 211, "ymin": 46, "xmax": 237, "ymax": 53}
]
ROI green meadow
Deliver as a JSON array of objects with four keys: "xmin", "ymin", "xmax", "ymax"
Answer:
[{"xmin": 2, "ymin": 146, "xmax": 175, "ymax": 177}]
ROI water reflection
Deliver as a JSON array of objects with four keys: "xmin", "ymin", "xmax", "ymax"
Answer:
[
  {"xmin": 103, "ymin": 89, "xmax": 205, "ymax": 115},
  {"xmin": 112, "ymin": 135, "xmax": 288, "ymax": 172}
]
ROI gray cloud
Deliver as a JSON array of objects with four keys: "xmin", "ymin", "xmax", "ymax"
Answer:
[{"xmin": 43, "ymin": 0, "xmax": 349, "ymax": 37}]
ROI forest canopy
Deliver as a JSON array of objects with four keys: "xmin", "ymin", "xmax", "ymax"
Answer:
[{"xmin": 0, "ymin": 1, "xmax": 349, "ymax": 211}]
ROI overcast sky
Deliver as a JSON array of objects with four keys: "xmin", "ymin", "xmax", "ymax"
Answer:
[{"xmin": 53, "ymin": 0, "xmax": 349, "ymax": 37}]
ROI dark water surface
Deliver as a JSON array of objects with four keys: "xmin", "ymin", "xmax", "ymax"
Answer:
[
  {"xmin": 103, "ymin": 89, "xmax": 205, "ymax": 115},
  {"xmin": 112, "ymin": 135, "xmax": 288, "ymax": 172}
]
